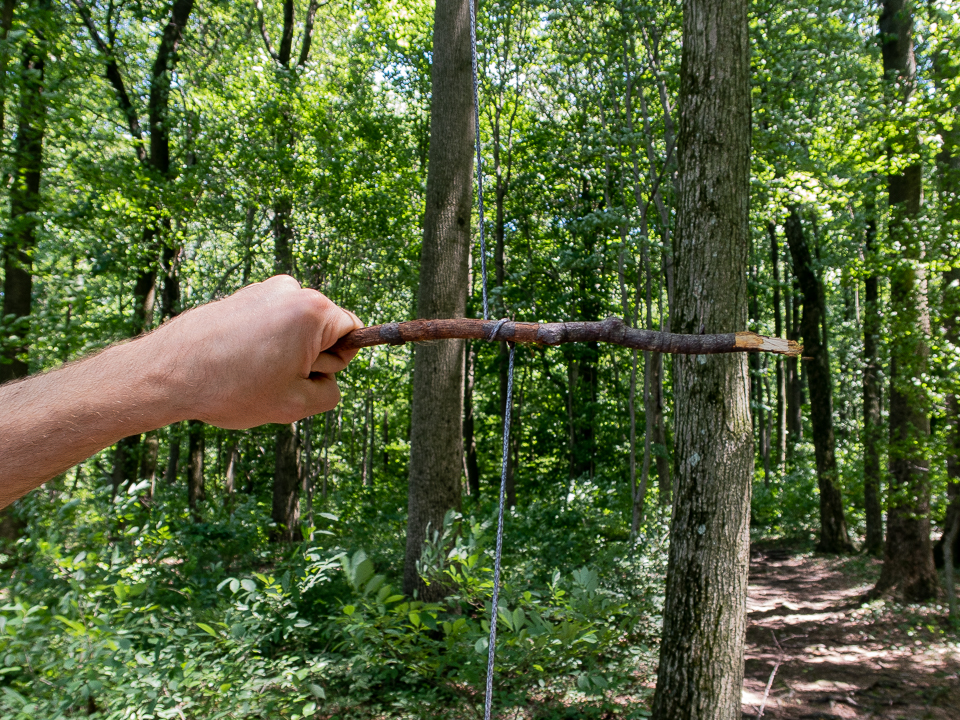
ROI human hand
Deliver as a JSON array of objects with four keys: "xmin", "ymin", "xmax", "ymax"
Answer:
[{"xmin": 152, "ymin": 275, "xmax": 362, "ymax": 429}]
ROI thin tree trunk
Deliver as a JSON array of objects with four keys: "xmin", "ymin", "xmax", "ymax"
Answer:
[
  {"xmin": 302, "ymin": 419, "xmax": 314, "ymax": 534},
  {"xmin": 403, "ymin": 0, "xmax": 471, "ymax": 600},
  {"xmin": 618, "ymin": 246, "xmax": 640, "ymax": 536},
  {"xmin": 785, "ymin": 207, "xmax": 853, "ymax": 553},
  {"xmin": 652, "ymin": 352, "xmax": 672, "ymax": 507},
  {"xmin": 769, "ymin": 221, "xmax": 786, "ymax": 470},
  {"xmin": 224, "ymin": 440, "xmax": 238, "ymax": 496},
  {"xmin": 463, "ymin": 342, "xmax": 480, "ymax": 498},
  {"xmin": 187, "ymin": 420, "xmax": 205, "ymax": 522},
  {"xmin": 272, "ymin": 423, "xmax": 302, "ymax": 542},
  {"xmin": 874, "ymin": 0, "xmax": 939, "ymax": 601},
  {"xmin": 165, "ymin": 422, "xmax": 181, "ymax": 484},
  {"xmin": 323, "ymin": 409, "xmax": 332, "ymax": 501},
  {"xmin": 1, "ymin": 6, "xmax": 46, "ymax": 384},
  {"xmin": 650, "ymin": 0, "xmax": 753, "ymax": 713},
  {"xmin": 382, "ymin": 408, "xmax": 390, "ymax": 477},
  {"xmin": 863, "ymin": 203, "xmax": 883, "ymax": 556},
  {"xmin": 257, "ymin": 0, "xmax": 320, "ymax": 544}
]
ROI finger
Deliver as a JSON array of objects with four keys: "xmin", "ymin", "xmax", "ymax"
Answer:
[
  {"xmin": 317, "ymin": 304, "xmax": 364, "ymax": 366},
  {"xmin": 311, "ymin": 352, "xmax": 350, "ymax": 375},
  {"xmin": 298, "ymin": 375, "xmax": 342, "ymax": 417}
]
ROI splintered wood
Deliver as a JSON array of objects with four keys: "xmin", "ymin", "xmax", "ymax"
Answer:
[{"xmin": 331, "ymin": 317, "xmax": 803, "ymax": 357}]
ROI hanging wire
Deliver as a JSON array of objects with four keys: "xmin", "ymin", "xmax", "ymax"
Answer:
[
  {"xmin": 469, "ymin": 1, "xmax": 515, "ymax": 717},
  {"xmin": 483, "ymin": 342, "xmax": 514, "ymax": 720}
]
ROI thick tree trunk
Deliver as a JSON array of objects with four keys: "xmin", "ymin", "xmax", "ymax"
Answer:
[
  {"xmin": 873, "ymin": 0, "xmax": 939, "ymax": 601},
  {"xmin": 187, "ymin": 420, "xmax": 205, "ymax": 522},
  {"xmin": 1, "ymin": 17, "xmax": 46, "ymax": 385},
  {"xmin": 863, "ymin": 210, "xmax": 883, "ymax": 556},
  {"xmin": 402, "ymin": 0, "xmax": 471, "ymax": 600},
  {"xmin": 649, "ymin": 0, "xmax": 753, "ymax": 713},
  {"xmin": 785, "ymin": 207, "xmax": 853, "ymax": 553}
]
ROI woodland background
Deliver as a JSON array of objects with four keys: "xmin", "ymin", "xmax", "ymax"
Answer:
[{"xmin": 0, "ymin": 0, "xmax": 958, "ymax": 717}]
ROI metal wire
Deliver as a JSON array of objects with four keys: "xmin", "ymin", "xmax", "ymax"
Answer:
[
  {"xmin": 468, "ymin": 3, "xmax": 514, "ymax": 716},
  {"xmin": 483, "ymin": 342, "xmax": 514, "ymax": 720}
]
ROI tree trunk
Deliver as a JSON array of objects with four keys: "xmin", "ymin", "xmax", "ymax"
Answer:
[
  {"xmin": 1, "ymin": 11, "xmax": 46, "ymax": 385},
  {"xmin": 272, "ymin": 423, "xmax": 302, "ymax": 542},
  {"xmin": 935, "ymin": 69, "xmax": 960, "ymax": 609},
  {"xmin": 784, "ymin": 274, "xmax": 803, "ymax": 448},
  {"xmin": 649, "ymin": 0, "xmax": 752, "ymax": 713},
  {"xmin": 187, "ymin": 420, "xmax": 205, "ymax": 522},
  {"xmin": 224, "ymin": 440, "xmax": 238, "ymax": 496},
  {"xmin": 769, "ymin": 221, "xmax": 786, "ymax": 470},
  {"xmin": 463, "ymin": 342, "xmax": 480, "ymax": 498},
  {"xmin": 873, "ymin": 0, "xmax": 939, "ymax": 602},
  {"xmin": 402, "ymin": 0, "xmax": 471, "ymax": 600},
  {"xmin": 383, "ymin": 408, "xmax": 389, "ymax": 476},
  {"xmin": 863, "ymin": 207, "xmax": 883, "ymax": 556},
  {"xmin": 652, "ymin": 352, "xmax": 672, "ymax": 508},
  {"xmin": 784, "ymin": 207, "xmax": 853, "ymax": 553}
]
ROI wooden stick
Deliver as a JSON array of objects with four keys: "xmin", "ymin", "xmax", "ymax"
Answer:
[{"xmin": 331, "ymin": 317, "xmax": 802, "ymax": 356}]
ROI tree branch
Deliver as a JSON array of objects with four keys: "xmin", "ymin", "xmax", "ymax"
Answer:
[
  {"xmin": 278, "ymin": 0, "xmax": 294, "ymax": 65},
  {"xmin": 255, "ymin": 0, "xmax": 279, "ymax": 62},
  {"xmin": 69, "ymin": 0, "xmax": 146, "ymax": 163},
  {"xmin": 332, "ymin": 317, "xmax": 802, "ymax": 356},
  {"xmin": 297, "ymin": 0, "xmax": 320, "ymax": 67}
]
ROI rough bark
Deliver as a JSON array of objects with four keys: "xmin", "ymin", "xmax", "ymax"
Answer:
[
  {"xmin": 334, "ymin": 318, "xmax": 801, "ymax": 355},
  {"xmin": 1, "ymin": 10, "xmax": 46, "ymax": 385},
  {"xmin": 649, "ymin": 0, "xmax": 753, "ymax": 713},
  {"xmin": 873, "ymin": 0, "xmax": 939, "ymax": 601},
  {"xmin": 785, "ymin": 207, "xmax": 853, "ymax": 553},
  {"xmin": 863, "ymin": 209, "xmax": 883, "ymax": 556},
  {"xmin": 402, "ymin": 0, "xmax": 471, "ymax": 600}
]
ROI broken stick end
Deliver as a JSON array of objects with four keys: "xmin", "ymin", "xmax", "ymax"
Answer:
[{"xmin": 735, "ymin": 331, "xmax": 803, "ymax": 357}]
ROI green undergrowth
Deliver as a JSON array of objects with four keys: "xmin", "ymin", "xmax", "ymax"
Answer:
[{"xmin": 0, "ymin": 491, "xmax": 666, "ymax": 719}]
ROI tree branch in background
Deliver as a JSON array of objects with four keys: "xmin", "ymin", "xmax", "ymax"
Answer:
[
  {"xmin": 69, "ymin": 0, "xmax": 146, "ymax": 163},
  {"xmin": 297, "ymin": 0, "xmax": 320, "ymax": 66},
  {"xmin": 332, "ymin": 317, "xmax": 801, "ymax": 356},
  {"xmin": 255, "ymin": 0, "xmax": 279, "ymax": 62}
]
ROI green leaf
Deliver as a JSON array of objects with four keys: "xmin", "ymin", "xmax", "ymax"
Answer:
[
  {"xmin": 308, "ymin": 683, "xmax": 326, "ymax": 699},
  {"xmin": 196, "ymin": 623, "xmax": 219, "ymax": 638},
  {"xmin": 302, "ymin": 701, "xmax": 317, "ymax": 716},
  {"xmin": 240, "ymin": 579, "xmax": 257, "ymax": 593}
]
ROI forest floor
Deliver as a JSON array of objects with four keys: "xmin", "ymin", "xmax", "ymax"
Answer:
[{"xmin": 740, "ymin": 546, "xmax": 960, "ymax": 720}]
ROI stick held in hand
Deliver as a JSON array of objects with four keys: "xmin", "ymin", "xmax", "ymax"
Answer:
[{"xmin": 331, "ymin": 317, "xmax": 802, "ymax": 357}]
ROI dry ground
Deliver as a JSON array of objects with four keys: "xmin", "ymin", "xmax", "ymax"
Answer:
[{"xmin": 741, "ymin": 548, "xmax": 960, "ymax": 720}]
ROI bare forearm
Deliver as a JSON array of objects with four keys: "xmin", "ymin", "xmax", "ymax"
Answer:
[
  {"xmin": 0, "ymin": 276, "xmax": 361, "ymax": 507},
  {"xmin": 0, "ymin": 336, "xmax": 183, "ymax": 506}
]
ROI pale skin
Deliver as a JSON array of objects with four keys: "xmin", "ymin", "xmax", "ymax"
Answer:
[{"xmin": 0, "ymin": 275, "xmax": 363, "ymax": 508}]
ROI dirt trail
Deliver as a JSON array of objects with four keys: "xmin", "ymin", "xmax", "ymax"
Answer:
[{"xmin": 741, "ymin": 548, "xmax": 960, "ymax": 720}]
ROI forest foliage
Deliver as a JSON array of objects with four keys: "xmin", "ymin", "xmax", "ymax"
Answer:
[{"xmin": 0, "ymin": 0, "xmax": 958, "ymax": 716}]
